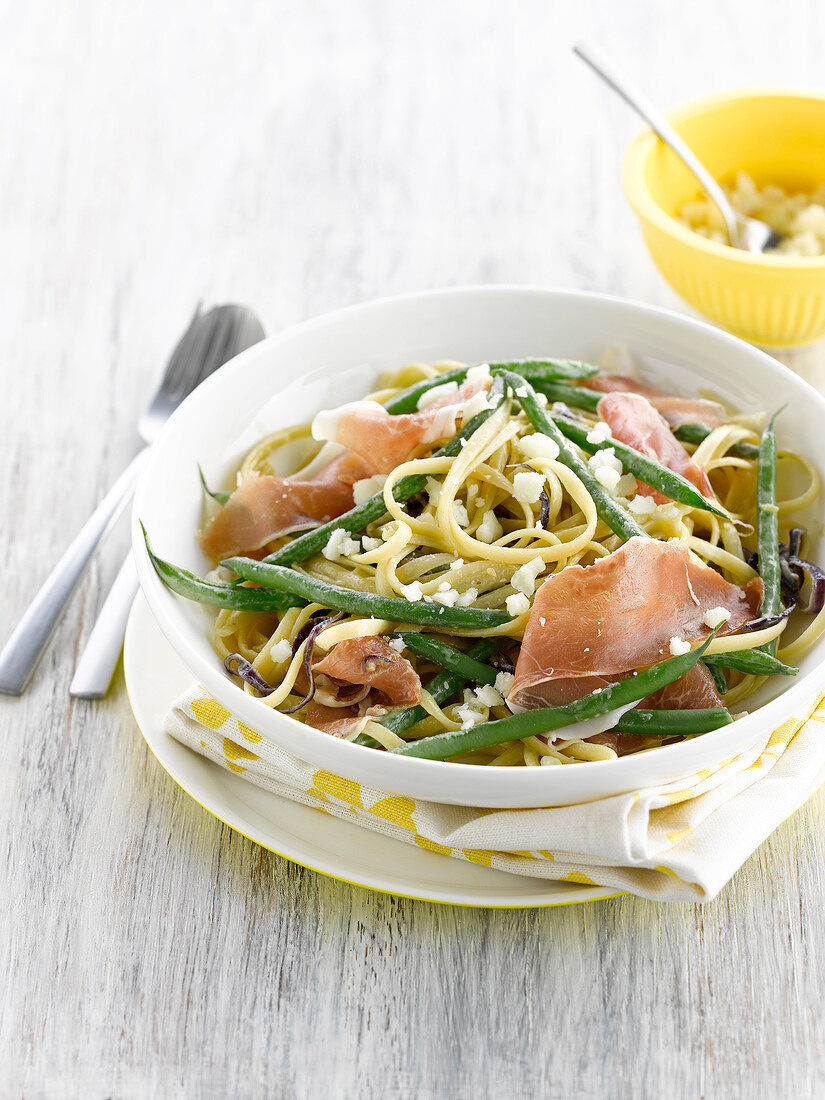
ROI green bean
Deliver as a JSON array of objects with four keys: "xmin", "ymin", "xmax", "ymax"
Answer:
[
  {"xmin": 490, "ymin": 359, "xmax": 599, "ymax": 381},
  {"xmin": 384, "ymin": 360, "xmax": 599, "ymax": 415},
  {"xmin": 757, "ymin": 410, "xmax": 782, "ymax": 656},
  {"xmin": 704, "ymin": 650, "xmax": 797, "ymax": 677},
  {"xmin": 673, "ymin": 423, "xmax": 759, "ymax": 460},
  {"xmin": 525, "ymin": 395, "xmax": 757, "ymax": 465},
  {"xmin": 392, "ymin": 632, "xmax": 498, "ymax": 685},
  {"xmin": 552, "ymin": 413, "xmax": 727, "ymax": 518},
  {"xmin": 384, "ymin": 368, "xmax": 469, "ymax": 414},
  {"xmin": 142, "ymin": 526, "xmax": 305, "ymax": 612},
  {"xmin": 500, "ymin": 372, "xmax": 646, "ymax": 543},
  {"xmin": 197, "ymin": 465, "xmax": 231, "ymax": 505},
  {"xmin": 354, "ymin": 640, "xmax": 499, "ymax": 747},
  {"xmin": 705, "ymin": 661, "xmax": 729, "ymax": 695},
  {"xmin": 221, "ymin": 558, "xmax": 512, "ymax": 630},
  {"xmin": 614, "ymin": 708, "xmax": 732, "ymax": 735},
  {"xmin": 529, "ymin": 379, "xmax": 601, "ymax": 411},
  {"xmin": 263, "ymin": 406, "xmax": 497, "ymax": 567},
  {"xmin": 392, "ymin": 629, "xmax": 718, "ymax": 759}
]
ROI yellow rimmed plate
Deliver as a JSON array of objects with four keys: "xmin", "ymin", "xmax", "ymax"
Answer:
[{"xmin": 124, "ymin": 593, "xmax": 623, "ymax": 908}]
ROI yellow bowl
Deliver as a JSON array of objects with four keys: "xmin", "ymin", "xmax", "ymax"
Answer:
[{"xmin": 622, "ymin": 89, "xmax": 825, "ymax": 347}]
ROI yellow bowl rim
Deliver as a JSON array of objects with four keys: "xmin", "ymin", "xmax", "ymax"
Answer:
[{"xmin": 622, "ymin": 86, "xmax": 825, "ymax": 270}]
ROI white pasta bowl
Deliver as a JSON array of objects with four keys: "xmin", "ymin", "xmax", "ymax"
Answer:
[{"xmin": 132, "ymin": 286, "xmax": 825, "ymax": 808}]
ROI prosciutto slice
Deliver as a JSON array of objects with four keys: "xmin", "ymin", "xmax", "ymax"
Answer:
[
  {"xmin": 650, "ymin": 396, "xmax": 726, "ymax": 429},
  {"xmin": 199, "ymin": 452, "xmax": 374, "ymax": 561},
  {"xmin": 582, "ymin": 374, "xmax": 660, "ymax": 398},
  {"xmin": 312, "ymin": 637, "xmax": 422, "ymax": 707},
  {"xmin": 597, "ymin": 391, "xmax": 716, "ymax": 502},
  {"xmin": 311, "ymin": 378, "xmax": 488, "ymax": 475},
  {"xmin": 641, "ymin": 663, "xmax": 724, "ymax": 710},
  {"xmin": 508, "ymin": 537, "xmax": 762, "ymax": 710},
  {"xmin": 582, "ymin": 374, "xmax": 725, "ymax": 429}
]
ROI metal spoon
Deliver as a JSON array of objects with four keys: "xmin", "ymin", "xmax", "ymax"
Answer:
[
  {"xmin": 574, "ymin": 43, "xmax": 782, "ymax": 253},
  {"xmin": 0, "ymin": 303, "xmax": 265, "ymax": 696}
]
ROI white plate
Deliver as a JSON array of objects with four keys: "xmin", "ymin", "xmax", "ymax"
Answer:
[
  {"xmin": 132, "ymin": 285, "xmax": 825, "ymax": 807},
  {"xmin": 124, "ymin": 593, "xmax": 621, "ymax": 907}
]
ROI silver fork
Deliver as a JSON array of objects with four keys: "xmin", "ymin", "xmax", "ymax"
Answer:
[
  {"xmin": 0, "ymin": 303, "xmax": 265, "ymax": 696},
  {"xmin": 69, "ymin": 304, "xmax": 266, "ymax": 698}
]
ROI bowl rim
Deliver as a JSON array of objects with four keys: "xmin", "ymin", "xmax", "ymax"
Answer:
[
  {"xmin": 621, "ymin": 86, "xmax": 825, "ymax": 270},
  {"xmin": 132, "ymin": 283, "xmax": 825, "ymax": 803}
]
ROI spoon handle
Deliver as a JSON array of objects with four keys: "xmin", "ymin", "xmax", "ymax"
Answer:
[
  {"xmin": 69, "ymin": 553, "xmax": 140, "ymax": 698},
  {"xmin": 573, "ymin": 43, "xmax": 740, "ymax": 246},
  {"xmin": 0, "ymin": 448, "xmax": 149, "ymax": 695}
]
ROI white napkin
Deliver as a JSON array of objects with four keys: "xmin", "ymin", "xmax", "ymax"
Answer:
[{"xmin": 164, "ymin": 689, "xmax": 825, "ymax": 902}]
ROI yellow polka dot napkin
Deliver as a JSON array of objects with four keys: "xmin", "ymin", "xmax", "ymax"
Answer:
[{"xmin": 164, "ymin": 690, "xmax": 825, "ymax": 902}]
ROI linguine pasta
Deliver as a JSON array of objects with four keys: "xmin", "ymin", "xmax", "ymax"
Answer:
[{"xmin": 179, "ymin": 356, "xmax": 824, "ymax": 766}]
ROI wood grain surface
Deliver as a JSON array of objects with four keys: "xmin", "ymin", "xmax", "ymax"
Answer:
[{"xmin": 2, "ymin": 2, "xmax": 825, "ymax": 1096}]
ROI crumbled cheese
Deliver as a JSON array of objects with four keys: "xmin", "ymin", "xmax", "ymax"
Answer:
[
  {"xmin": 457, "ymin": 708, "xmax": 484, "ymax": 730},
  {"xmin": 400, "ymin": 581, "xmax": 424, "ymax": 602},
  {"xmin": 536, "ymin": 391, "xmax": 549, "ymax": 407},
  {"xmin": 494, "ymin": 671, "xmax": 515, "ymax": 696},
  {"xmin": 515, "ymin": 385, "xmax": 529, "ymax": 398},
  {"xmin": 511, "ymin": 555, "xmax": 545, "ymax": 596},
  {"xmin": 462, "ymin": 389, "xmax": 491, "ymax": 421},
  {"xmin": 425, "ymin": 476, "xmax": 443, "ymax": 505},
  {"xmin": 474, "ymin": 684, "xmax": 504, "ymax": 708},
  {"xmin": 449, "ymin": 557, "xmax": 465, "ymax": 571},
  {"xmin": 361, "ymin": 536, "xmax": 382, "ymax": 551},
  {"xmin": 452, "ymin": 500, "xmax": 470, "ymax": 527},
  {"xmin": 704, "ymin": 606, "xmax": 732, "ymax": 629},
  {"xmin": 506, "ymin": 591, "xmax": 531, "ymax": 617},
  {"xmin": 322, "ymin": 528, "xmax": 361, "ymax": 560},
  {"xmin": 456, "ymin": 690, "xmax": 486, "ymax": 729},
  {"xmin": 628, "ymin": 494, "xmax": 656, "ymax": 516},
  {"xmin": 455, "ymin": 587, "xmax": 479, "ymax": 607},
  {"xmin": 387, "ymin": 636, "xmax": 406, "ymax": 653},
  {"xmin": 352, "ymin": 474, "xmax": 387, "ymax": 505},
  {"xmin": 432, "ymin": 588, "xmax": 459, "ymax": 607},
  {"xmin": 669, "ymin": 636, "xmax": 692, "ymax": 656},
  {"xmin": 269, "ymin": 639, "xmax": 292, "ymax": 664},
  {"xmin": 586, "ymin": 422, "xmax": 613, "ymax": 445},
  {"xmin": 593, "ymin": 465, "xmax": 621, "ymax": 494},
  {"xmin": 615, "ymin": 473, "xmax": 637, "ymax": 499},
  {"xmin": 476, "ymin": 509, "xmax": 503, "ymax": 544},
  {"xmin": 588, "ymin": 446, "xmax": 622, "ymax": 475},
  {"xmin": 437, "ymin": 581, "xmax": 451, "ymax": 592},
  {"xmin": 513, "ymin": 470, "xmax": 545, "ymax": 504},
  {"xmin": 517, "ymin": 433, "xmax": 560, "ymax": 461},
  {"xmin": 416, "ymin": 380, "xmax": 459, "ymax": 410},
  {"xmin": 467, "ymin": 363, "xmax": 491, "ymax": 383}
]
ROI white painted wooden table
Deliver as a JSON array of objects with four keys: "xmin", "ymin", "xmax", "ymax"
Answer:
[{"xmin": 3, "ymin": 2, "xmax": 825, "ymax": 1095}]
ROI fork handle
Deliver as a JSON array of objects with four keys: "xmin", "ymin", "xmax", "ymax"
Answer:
[
  {"xmin": 69, "ymin": 553, "xmax": 140, "ymax": 698},
  {"xmin": 0, "ymin": 447, "xmax": 150, "ymax": 696}
]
